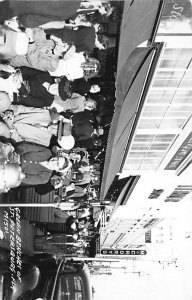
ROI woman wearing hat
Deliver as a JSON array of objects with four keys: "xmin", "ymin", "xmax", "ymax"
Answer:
[
  {"xmin": 0, "ymin": 63, "xmax": 72, "ymax": 107},
  {"xmin": 10, "ymin": 32, "xmax": 100, "ymax": 80},
  {"xmin": 0, "ymin": 64, "xmax": 23, "ymax": 101},
  {"xmin": 0, "ymin": 98, "xmax": 75, "ymax": 150},
  {"xmin": 50, "ymin": 93, "xmax": 97, "ymax": 114},
  {"xmin": 49, "ymin": 53, "xmax": 100, "ymax": 80}
]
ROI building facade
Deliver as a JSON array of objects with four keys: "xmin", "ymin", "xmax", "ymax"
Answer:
[{"xmin": 99, "ymin": 0, "xmax": 192, "ymax": 255}]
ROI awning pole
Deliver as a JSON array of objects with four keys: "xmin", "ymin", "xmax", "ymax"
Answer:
[{"xmin": 0, "ymin": 203, "xmax": 59, "ymax": 208}]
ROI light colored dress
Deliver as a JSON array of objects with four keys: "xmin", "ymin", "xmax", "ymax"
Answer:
[
  {"xmin": 10, "ymin": 28, "xmax": 86, "ymax": 79},
  {"xmin": 51, "ymin": 93, "xmax": 86, "ymax": 113},
  {"xmin": 3, "ymin": 105, "xmax": 54, "ymax": 146}
]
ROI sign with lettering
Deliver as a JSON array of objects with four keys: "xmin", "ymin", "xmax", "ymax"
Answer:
[
  {"xmin": 145, "ymin": 230, "xmax": 151, "ymax": 243},
  {"xmin": 96, "ymin": 236, "xmax": 101, "ymax": 254},
  {"xmin": 143, "ymin": 218, "xmax": 159, "ymax": 229},
  {"xmin": 159, "ymin": 0, "xmax": 192, "ymax": 34},
  {"xmin": 165, "ymin": 132, "xmax": 192, "ymax": 170},
  {"xmin": 165, "ymin": 185, "xmax": 192, "ymax": 202},
  {"xmin": 101, "ymin": 249, "xmax": 147, "ymax": 255},
  {"xmin": 148, "ymin": 189, "xmax": 164, "ymax": 199}
]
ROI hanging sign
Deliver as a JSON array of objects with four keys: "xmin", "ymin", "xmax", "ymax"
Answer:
[
  {"xmin": 145, "ymin": 230, "xmax": 152, "ymax": 243},
  {"xmin": 101, "ymin": 249, "xmax": 147, "ymax": 255}
]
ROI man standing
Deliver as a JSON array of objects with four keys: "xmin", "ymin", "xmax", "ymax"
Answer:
[{"xmin": 16, "ymin": 142, "xmax": 69, "ymax": 186}]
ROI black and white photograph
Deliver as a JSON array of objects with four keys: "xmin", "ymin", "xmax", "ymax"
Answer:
[{"xmin": 0, "ymin": 0, "xmax": 192, "ymax": 299}]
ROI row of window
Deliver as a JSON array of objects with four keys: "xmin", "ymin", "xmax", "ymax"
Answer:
[{"xmin": 124, "ymin": 46, "xmax": 192, "ymax": 171}]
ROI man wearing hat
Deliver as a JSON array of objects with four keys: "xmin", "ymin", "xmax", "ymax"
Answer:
[
  {"xmin": 50, "ymin": 93, "xmax": 97, "ymax": 114},
  {"xmin": 16, "ymin": 142, "xmax": 71, "ymax": 186}
]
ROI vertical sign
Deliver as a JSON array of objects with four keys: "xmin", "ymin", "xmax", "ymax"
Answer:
[
  {"xmin": 96, "ymin": 236, "xmax": 101, "ymax": 254},
  {"xmin": 145, "ymin": 230, "xmax": 151, "ymax": 243}
]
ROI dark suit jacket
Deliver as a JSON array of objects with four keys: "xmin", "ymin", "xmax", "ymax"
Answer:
[
  {"xmin": 16, "ymin": 143, "xmax": 54, "ymax": 185},
  {"xmin": 0, "ymin": 1, "xmax": 81, "ymax": 26},
  {"xmin": 72, "ymin": 110, "xmax": 94, "ymax": 141},
  {"xmin": 70, "ymin": 77, "xmax": 91, "ymax": 95},
  {"xmin": 14, "ymin": 71, "xmax": 54, "ymax": 108},
  {"xmin": 46, "ymin": 26, "xmax": 96, "ymax": 53}
]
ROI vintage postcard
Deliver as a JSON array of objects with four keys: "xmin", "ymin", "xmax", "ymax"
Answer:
[{"xmin": 0, "ymin": 1, "xmax": 192, "ymax": 300}]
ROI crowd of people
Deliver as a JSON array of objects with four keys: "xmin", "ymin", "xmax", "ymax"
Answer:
[{"xmin": 0, "ymin": 0, "xmax": 116, "ymax": 254}]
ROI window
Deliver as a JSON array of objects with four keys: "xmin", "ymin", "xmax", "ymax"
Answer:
[
  {"xmin": 159, "ymin": 58, "xmax": 190, "ymax": 69},
  {"xmin": 124, "ymin": 132, "xmax": 178, "ymax": 170},
  {"xmin": 163, "ymin": 48, "xmax": 192, "ymax": 58},
  {"xmin": 173, "ymin": 90, "xmax": 192, "ymax": 104},
  {"xmin": 55, "ymin": 275, "xmax": 83, "ymax": 300},
  {"xmin": 75, "ymin": 292, "xmax": 83, "ymax": 300},
  {"xmin": 147, "ymin": 90, "xmax": 176, "ymax": 104},
  {"xmin": 74, "ymin": 276, "xmax": 82, "ymax": 290},
  {"xmin": 122, "ymin": 44, "xmax": 192, "ymax": 172}
]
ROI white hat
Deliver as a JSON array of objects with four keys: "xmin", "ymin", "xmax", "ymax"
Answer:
[
  {"xmin": 58, "ymin": 135, "xmax": 75, "ymax": 150},
  {"xmin": 0, "ymin": 121, "xmax": 10, "ymax": 139},
  {"xmin": 0, "ymin": 30, "xmax": 28, "ymax": 56},
  {"xmin": 58, "ymin": 121, "xmax": 75, "ymax": 150},
  {"xmin": 0, "ymin": 92, "xmax": 11, "ymax": 113},
  {"xmin": 90, "ymin": 84, "xmax": 100, "ymax": 93}
]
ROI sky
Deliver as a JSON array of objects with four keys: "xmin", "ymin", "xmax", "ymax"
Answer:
[{"xmin": 91, "ymin": 261, "xmax": 192, "ymax": 300}]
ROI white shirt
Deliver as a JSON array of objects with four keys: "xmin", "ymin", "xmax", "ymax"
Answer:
[
  {"xmin": 0, "ymin": 76, "xmax": 19, "ymax": 101},
  {"xmin": 49, "ymin": 53, "xmax": 85, "ymax": 80}
]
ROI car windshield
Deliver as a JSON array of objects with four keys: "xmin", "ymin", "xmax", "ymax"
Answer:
[{"xmin": 54, "ymin": 275, "xmax": 84, "ymax": 300}]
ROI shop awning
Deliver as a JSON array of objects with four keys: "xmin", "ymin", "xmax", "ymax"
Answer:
[
  {"xmin": 100, "ymin": 0, "xmax": 165, "ymax": 200},
  {"xmin": 117, "ymin": 0, "xmax": 164, "ymax": 73},
  {"xmin": 100, "ymin": 47, "xmax": 156, "ymax": 199}
]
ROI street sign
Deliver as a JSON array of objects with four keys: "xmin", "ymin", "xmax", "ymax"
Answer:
[{"xmin": 101, "ymin": 249, "xmax": 147, "ymax": 255}]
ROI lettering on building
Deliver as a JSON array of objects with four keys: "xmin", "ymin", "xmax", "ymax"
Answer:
[
  {"xmin": 101, "ymin": 249, "xmax": 147, "ymax": 255},
  {"xmin": 161, "ymin": 0, "xmax": 190, "ymax": 23},
  {"xmin": 143, "ymin": 218, "xmax": 159, "ymax": 229},
  {"xmin": 96, "ymin": 236, "xmax": 101, "ymax": 254},
  {"xmin": 145, "ymin": 230, "xmax": 152, "ymax": 243},
  {"xmin": 165, "ymin": 133, "xmax": 192, "ymax": 170},
  {"xmin": 165, "ymin": 185, "xmax": 192, "ymax": 202},
  {"xmin": 148, "ymin": 189, "xmax": 164, "ymax": 199}
]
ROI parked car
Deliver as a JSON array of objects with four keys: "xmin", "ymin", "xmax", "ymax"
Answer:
[{"xmin": 0, "ymin": 254, "xmax": 93, "ymax": 300}]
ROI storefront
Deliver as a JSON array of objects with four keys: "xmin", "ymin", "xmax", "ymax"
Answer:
[{"xmin": 99, "ymin": 0, "xmax": 192, "ymax": 250}]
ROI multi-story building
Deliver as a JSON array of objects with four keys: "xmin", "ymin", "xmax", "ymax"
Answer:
[{"xmin": 98, "ymin": 0, "xmax": 192, "ymax": 255}]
